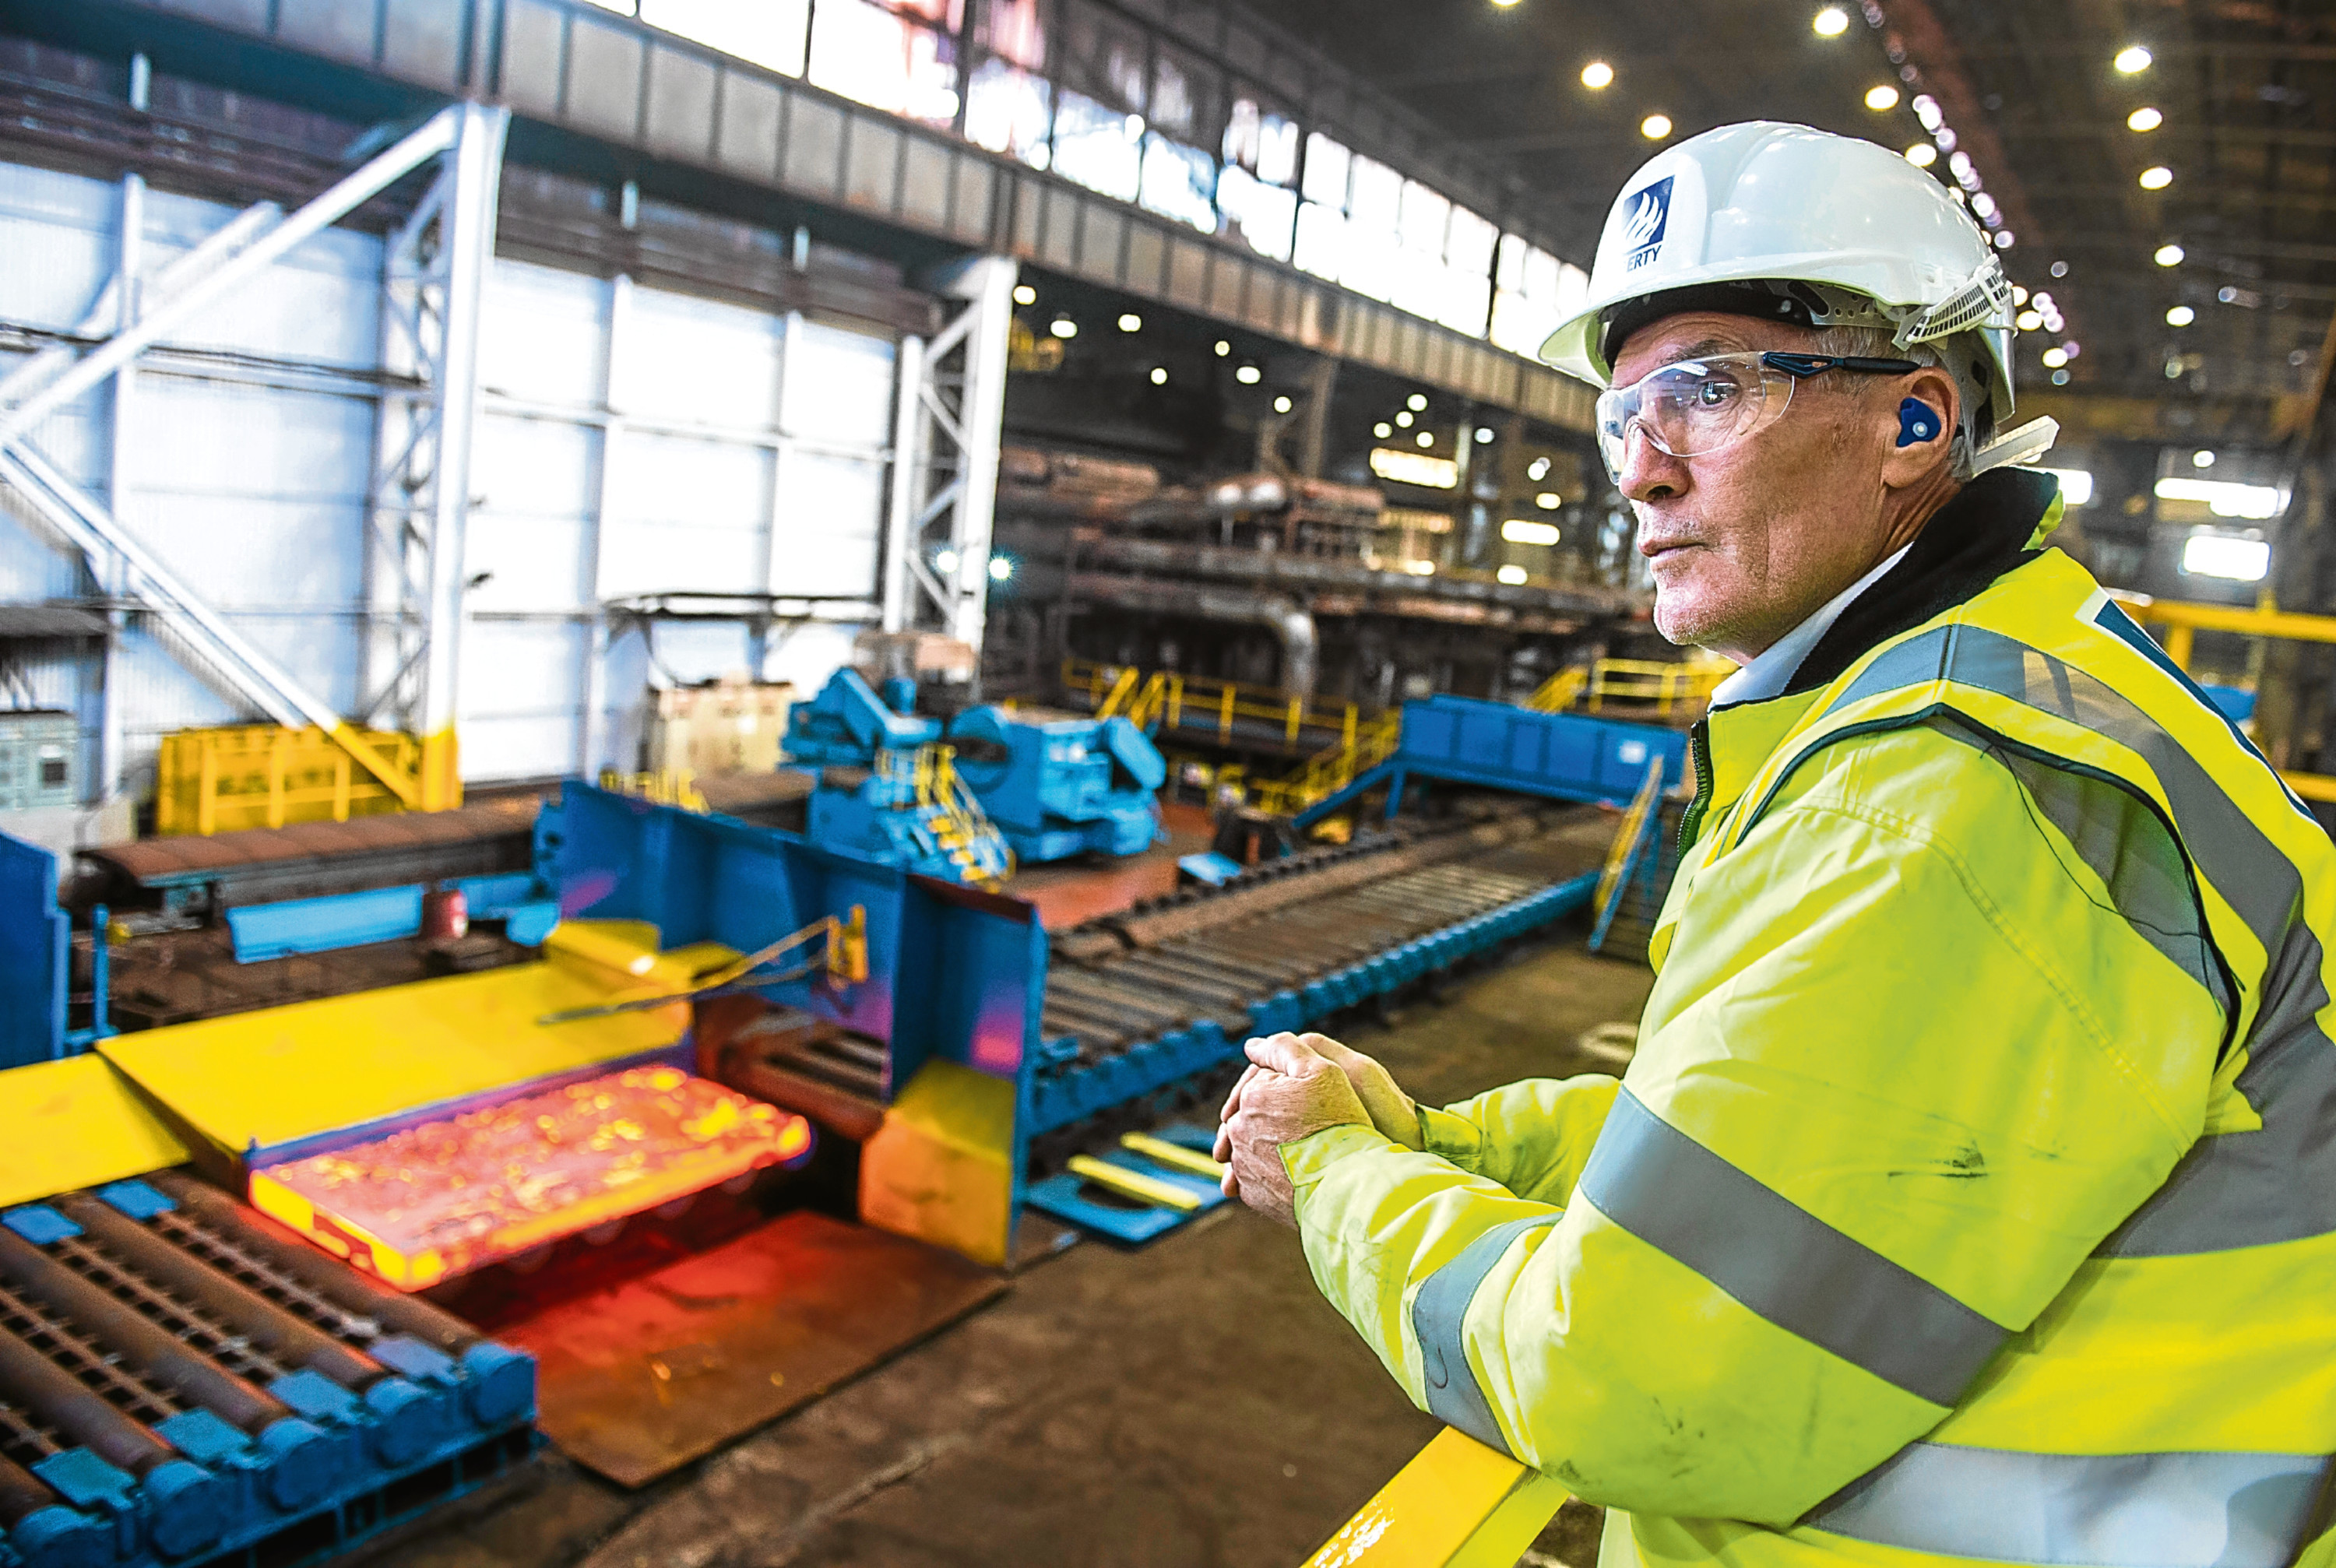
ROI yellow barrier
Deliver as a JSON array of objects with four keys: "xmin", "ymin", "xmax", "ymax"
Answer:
[
  {"xmin": 2117, "ymin": 593, "xmax": 2336, "ymax": 803},
  {"xmin": 1522, "ymin": 658, "xmax": 1729, "ymax": 719},
  {"xmin": 1523, "ymin": 667, "xmax": 1588, "ymax": 714},
  {"xmin": 1064, "ymin": 658, "xmax": 1363, "ymax": 751},
  {"xmin": 156, "ymin": 724, "xmax": 427, "ymax": 836},
  {"xmin": 599, "ymin": 768, "xmax": 710, "ymax": 813},
  {"xmin": 1301, "ymin": 1428, "xmax": 1568, "ymax": 1568},
  {"xmin": 1254, "ymin": 712, "xmax": 1402, "ymax": 817}
]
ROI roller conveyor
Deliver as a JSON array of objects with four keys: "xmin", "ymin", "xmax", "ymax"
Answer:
[
  {"xmin": 1026, "ymin": 807, "xmax": 1612, "ymax": 1142},
  {"xmin": 0, "ymin": 1177, "xmax": 535, "ymax": 1568}
]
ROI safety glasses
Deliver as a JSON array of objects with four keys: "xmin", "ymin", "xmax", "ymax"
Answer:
[{"xmin": 1595, "ymin": 350, "xmax": 1922, "ymax": 478}]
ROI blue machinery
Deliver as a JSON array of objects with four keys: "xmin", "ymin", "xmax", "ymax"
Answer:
[
  {"xmin": 783, "ymin": 671, "xmax": 1163, "ymax": 879},
  {"xmin": 1293, "ymin": 693, "xmax": 1689, "ymax": 830}
]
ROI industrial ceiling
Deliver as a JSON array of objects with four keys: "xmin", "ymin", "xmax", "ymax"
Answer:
[{"xmin": 1264, "ymin": 0, "xmax": 2336, "ymax": 449}]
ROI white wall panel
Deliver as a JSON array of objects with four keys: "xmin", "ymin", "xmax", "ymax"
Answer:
[
  {"xmin": 773, "ymin": 451, "xmax": 884, "ymax": 596},
  {"xmin": 1, "ymin": 156, "xmax": 906, "ymax": 797},
  {"xmin": 621, "ymin": 287, "xmax": 783, "ymax": 427},
  {"xmin": 457, "ymin": 619, "xmax": 586, "ymax": 779},
  {"xmin": 466, "ymin": 412, "xmax": 599, "ymax": 613},
  {"xmin": 478, "ymin": 259, "xmax": 608, "ymax": 406}
]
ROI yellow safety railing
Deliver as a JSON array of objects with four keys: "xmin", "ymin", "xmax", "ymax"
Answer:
[
  {"xmin": 1063, "ymin": 659, "xmax": 1363, "ymax": 751},
  {"xmin": 1523, "ymin": 666, "xmax": 1589, "ymax": 714},
  {"xmin": 1583, "ymin": 656, "xmax": 1731, "ymax": 715},
  {"xmin": 156, "ymin": 724, "xmax": 426, "ymax": 837},
  {"xmin": 907, "ymin": 743, "xmax": 1015, "ymax": 889},
  {"xmin": 1254, "ymin": 712, "xmax": 1402, "ymax": 817},
  {"xmin": 1302, "ymin": 1428, "xmax": 1568, "ymax": 1568},
  {"xmin": 2117, "ymin": 592, "xmax": 2336, "ymax": 803},
  {"xmin": 598, "ymin": 768, "xmax": 710, "ymax": 813}
]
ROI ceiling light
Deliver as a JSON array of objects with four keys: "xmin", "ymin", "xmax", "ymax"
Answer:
[
  {"xmin": 989, "ymin": 555, "xmax": 1015, "ymax": 582},
  {"xmin": 1011, "ymin": 283, "xmax": 1036, "ymax": 304},
  {"xmin": 1117, "ymin": 313, "xmax": 1142, "ymax": 332},
  {"xmin": 1905, "ymin": 143, "xmax": 1937, "ymax": 167},
  {"xmin": 1273, "ymin": 395, "xmax": 1293, "ymax": 413},
  {"xmin": 1502, "ymin": 519, "xmax": 1561, "ymax": 546},
  {"xmin": 1395, "ymin": 410, "xmax": 1415, "ymax": 427},
  {"xmin": 1150, "ymin": 366, "xmax": 1168, "ymax": 385},
  {"xmin": 2162, "ymin": 478, "xmax": 2283, "ymax": 521},
  {"xmin": 1535, "ymin": 492, "xmax": 1561, "ymax": 510},
  {"xmin": 1865, "ymin": 85, "xmax": 1901, "ymax": 111},
  {"xmin": 2016, "ymin": 310, "xmax": 2043, "ymax": 331},
  {"xmin": 2041, "ymin": 346, "xmax": 2067, "ymax": 368},
  {"xmin": 1641, "ymin": 114, "xmax": 1673, "ymax": 140},
  {"xmin": 1526, "ymin": 456, "xmax": 1552, "ymax": 480},
  {"xmin": 934, "ymin": 548, "xmax": 959, "ymax": 574},
  {"xmin": 1374, "ymin": 422, "xmax": 1392, "ymax": 438},
  {"xmin": 1813, "ymin": 6, "xmax": 1849, "ymax": 37},
  {"xmin": 1213, "ymin": 339, "xmax": 1231, "ymax": 356},
  {"xmin": 1497, "ymin": 564, "xmax": 1530, "ymax": 585},
  {"xmin": 1490, "ymin": 0, "xmax": 1521, "ymax": 7},
  {"xmin": 1581, "ymin": 60, "xmax": 1613, "ymax": 90},
  {"xmin": 1416, "ymin": 431, "xmax": 1434, "ymax": 447},
  {"xmin": 2166, "ymin": 305, "xmax": 2195, "ymax": 326},
  {"xmin": 2128, "ymin": 106, "xmax": 2163, "ymax": 132},
  {"xmin": 1995, "ymin": 231, "xmax": 2016, "ymax": 249},
  {"xmin": 2114, "ymin": 44, "xmax": 2153, "ymax": 75},
  {"xmin": 2139, "ymin": 165, "xmax": 2172, "ymax": 190},
  {"xmin": 1475, "ymin": 427, "xmax": 1496, "ymax": 444},
  {"xmin": 2050, "ymin": 368, "xmax": 2071, "ymax": 385},
  {"xmin": 2050, "ymin": 261, "xmax": 2069, "ymax": 277},
  {"xmin": 1912, "ymin": 93, "xmax": 1943, "ymax": 130},
  {"xmin": 2155, "ymin": 244, "xmax": 2185, "ymax": 267},
  {"xmin": 1405, "ymin": 559, "xmax": 1437, "ymax": 576},
  {"xmin": 1235, "ymin": 364, "xmax": 1261, "ymax": 384},
  {"xmin": 1407, "ymin": 393, "xmax": 1429, "ymax": 410},
  {"xmin": 2012, "ymin": 286, "xmax": 2028, "ymax": 305},
  {"xmin": 2193, "ymin": 449, "xmax": 2215, "ymax": 468},
  {"xmin": 1049, "ymin": 317, "xmax": 1077, "ymax": 338}
]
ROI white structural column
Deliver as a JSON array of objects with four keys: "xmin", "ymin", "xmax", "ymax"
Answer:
[
  {"xmin": 0, "ymin": 104, "xmax": 484, "ymax": 810},
  {"xmin": 99, "ymin": 169, "xmax": 142, "ymax": 803},
  {"xmin": 577, "ymin": 270, "xmax": 632, "ymax": 777},
  {"xmin": 882, "ymin": 255, "xmax": 1017, "ymax": 658},
  {"xmin": 361, "ymin": 101, "xmax": 509, "ymax": 809}
]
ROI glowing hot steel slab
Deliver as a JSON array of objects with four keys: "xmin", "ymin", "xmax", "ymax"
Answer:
[{"xmin": 250, "ymin": 1067, "xmax": 814, "ymax": 1289}]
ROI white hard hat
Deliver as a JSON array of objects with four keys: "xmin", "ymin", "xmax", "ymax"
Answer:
[{"xmin": 1542, "ymin": 121, "xmax": 2050, "ymax": 472}]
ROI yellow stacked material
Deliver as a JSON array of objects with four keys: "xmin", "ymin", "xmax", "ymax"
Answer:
[
  {"xmin": 98, "ymin": 920, "xmax": 709, "ymax": 1162},
  {"xmin": 0, "ymin": 1054, "xmax": 191, "ymax": 1208},
  {"xmin": 155, "ymin": 724, "xmax": 425, "ymax": 835}
]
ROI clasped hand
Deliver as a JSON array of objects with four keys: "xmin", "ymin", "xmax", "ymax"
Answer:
[{"xmin": 1211, "ymin": 1032, "xmax": 1423, "ymax": 1225}]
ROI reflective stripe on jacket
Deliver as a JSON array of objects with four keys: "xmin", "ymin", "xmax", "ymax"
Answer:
[{"xmin": 1284, "ymin": 476, "xmax": 2336, "ymax": 1566}]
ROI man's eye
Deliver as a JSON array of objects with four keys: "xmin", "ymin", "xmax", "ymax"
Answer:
[{"xmin": 1696, "ymin": 380, "xmax": 1740, "ymax": 407}]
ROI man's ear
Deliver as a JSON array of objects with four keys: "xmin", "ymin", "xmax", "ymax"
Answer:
[{"xmin": 1880, "ymin": 364, "xmax": 1960, "ymax": 487}]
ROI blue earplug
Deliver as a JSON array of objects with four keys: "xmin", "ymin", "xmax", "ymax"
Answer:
[{"xmin": 1898, "ymin": 398, "xmax": 1942, "ymax": 447}]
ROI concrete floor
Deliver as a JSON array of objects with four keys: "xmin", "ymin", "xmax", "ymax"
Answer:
[{"xmin": 368, "ymin": 923, "xmax": 1655, "ymax": 1568}]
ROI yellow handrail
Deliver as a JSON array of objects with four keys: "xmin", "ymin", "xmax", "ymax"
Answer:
[
  {"xmin": 1520, "ymin": 658, "xmax": 1728, "ymax": 719},
  {"xmin": 2115, "ymin": 592, "xmax": 2336, "ymax": 803},
  {"xmin": 908, "ymin": 743, "xmax": 1015, "ymax": 889},
  {"xmin": 1254, "ymin": 712, "xmax": 1402, "ymax": 817},
  {"xmin": 1523, "ymin": 666, "xmax": 1588, "ymax": 714},
  {"xmin": 1301, "ymin": 1428, "xmax": 1568, "ymax": 1568},
  {"xmin": 1063, "ymin": 659, "xmax": 1363, "ymax": 751}
]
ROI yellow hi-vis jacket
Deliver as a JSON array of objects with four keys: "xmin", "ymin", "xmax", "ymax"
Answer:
[{"xmin": 1286, "ymin": 471, "xmax": 2336, "ymax": 1566}]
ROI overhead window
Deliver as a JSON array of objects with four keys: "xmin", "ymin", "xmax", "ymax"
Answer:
[
  {"xmin": 966, "ymin": 55, "xmax": 1053, "ymax": 167},
  {"xmin": 807, "ymin": 0, "xmax": 962, "ymax": 127},
  {"xmin": 1218, "ymin": 163, "xmax": 1296, "ymax": 261},
  {"xmin": 1053, "ymin": 89, "xmax": 1144, "ymax": 203},
  {"xmin": 639, "ymin": 0, "xmax": 811, "ymax": 76},
  {"xmin": 1141, "ymin": 135, "xmax": 1218, "ymax": 232},
  {"xmin": 1491, "ymin": 234, "xmax": 1587, "ymax": 361}
]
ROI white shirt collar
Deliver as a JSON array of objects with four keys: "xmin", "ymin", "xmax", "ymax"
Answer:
[{"xmin": 1706, "ymin": 543, "xmax": 1913, "ymax": 708}]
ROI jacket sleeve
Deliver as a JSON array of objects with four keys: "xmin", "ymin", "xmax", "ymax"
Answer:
[
  {"xmin": 1413, "ymin": 1076, "xmax": 1621, "ymax": 1207},
  {"xmin": 1283, "ymin": 729, "xmax": 2222, "ymax": 1526}
]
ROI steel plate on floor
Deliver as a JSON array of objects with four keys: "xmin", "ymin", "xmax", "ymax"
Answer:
[{"xmin": 492, "ymin": 1210, "xmax": 1008, "ymax": 1487}]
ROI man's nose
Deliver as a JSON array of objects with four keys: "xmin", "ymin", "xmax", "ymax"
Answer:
[{"xmin": 1616, "ymin": 422, "xmax": 1690, "ymax": 502}]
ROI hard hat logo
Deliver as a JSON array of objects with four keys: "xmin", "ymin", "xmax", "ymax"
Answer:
[{"xmin": 1623, "ymin": 178, "xmax": 1673, "ymax": 272}]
